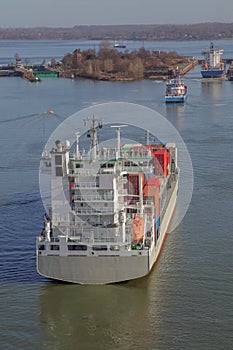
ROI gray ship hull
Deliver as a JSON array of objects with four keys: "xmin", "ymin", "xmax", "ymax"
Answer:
[
  {"xmin": 37, "ymin": 180, "xmax": 178, "ymax": 284},
  {"xmin": 37, "ymin": 255, "xmax": 149, "ymax": 284}
]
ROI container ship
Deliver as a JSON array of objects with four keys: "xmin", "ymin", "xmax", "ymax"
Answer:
[
  {"xmin": 165, "ymin": 77, "xmax": 188, "ymax": 103},
  {"xmin": 201, "ymin": 42, "xmax": 225, "ymax": 78},
  {"xmin": 36, "ymin": 119, "xmax": 179, "ymax": 284}
]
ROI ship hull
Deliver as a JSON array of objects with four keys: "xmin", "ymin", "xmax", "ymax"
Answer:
[
  {"xmin": 165, "ymin": 92, "xmax": 188, "ymax": 103},
  {"xmin": 201, "ymin": 69, "xmax": 225, "ymax": 78},
  {"xmin": 37, "ymin": 255, "xmax": 149, "ymax": 284},
  {"xmin": 37, "ymin": 180, "xmax": 178, "ymax": 284}
]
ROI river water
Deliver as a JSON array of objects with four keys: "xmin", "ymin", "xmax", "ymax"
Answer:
[{"xmin": 0, "ymin": 40, "xmax": 232, "ymax": 350}]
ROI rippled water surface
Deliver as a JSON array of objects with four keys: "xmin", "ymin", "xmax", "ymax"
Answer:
[{"xmin": 0, "ymin": 40, "xmax": 232, "ymax": 350}]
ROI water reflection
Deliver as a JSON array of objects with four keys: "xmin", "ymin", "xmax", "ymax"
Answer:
[
  {"xmin": 165, "ymin": 103, "xmax": 185, "ymax": 130},
  {"xmin": 201, "ymin": 79, "xmax": 225, "ymax": 99},
  {"xmin": 39, "ymin": 279, "xmax": 153, "ymax": 350},
  {"xmin": 38, "ymin": 234, "xmax": 182, "ymax": 350}
]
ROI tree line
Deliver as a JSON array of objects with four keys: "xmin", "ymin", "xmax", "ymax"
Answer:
[
  {"xmin": 60, "ymin": 42, "xmax": 195, "ymax": 80},
  {"xmin": 1, "ymin": 23, "xmax": 233, "ymax": 40}
]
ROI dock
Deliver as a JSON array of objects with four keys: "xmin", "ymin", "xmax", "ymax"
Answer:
[
  {"xmin": 1, "ymin": 55, "xmax": 233, "ymax": 81},
  {"xmin": 0, "ymin": 58, "xmax": 60, "ymax": 81}
]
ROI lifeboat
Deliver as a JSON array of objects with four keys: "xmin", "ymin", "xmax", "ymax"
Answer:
[{"xmin": 131, "ymin": 215, "xmax": 144, "ymax": 243}]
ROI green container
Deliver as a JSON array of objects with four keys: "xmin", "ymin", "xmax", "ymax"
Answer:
[{"xmin": 35, "ymin": 72, "xmax": 59, "ymax": 77}]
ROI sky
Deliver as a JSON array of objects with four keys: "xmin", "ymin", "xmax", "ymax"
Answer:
[{"xmin": 0, "ymin": 0, "xmax": 233, "ymax": 27}]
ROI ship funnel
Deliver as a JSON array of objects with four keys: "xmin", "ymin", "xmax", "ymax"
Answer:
[{"xmin": 55, "ymin": 140, "xmax": 62, "ymax": 151}]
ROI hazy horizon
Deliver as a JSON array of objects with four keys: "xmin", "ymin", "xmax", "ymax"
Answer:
[{"xmin": 0, "ymin": 0, "xmax": 233, "ymax": 28}]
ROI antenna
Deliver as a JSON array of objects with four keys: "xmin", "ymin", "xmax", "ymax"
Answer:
[
  {"xmin": 146, "ymin": 130, "xmax": 150, "ymax": 145},
  {"xmin": 83, "ymin": 115, "xmax": 103, "ymax": 160},
  {"xmin": 75, "ymin": 131, "xmax": 80, "ymax": 158},
  {"xmin": 111, "ymin": 125, "xmax": 128, "ymax": 159}
]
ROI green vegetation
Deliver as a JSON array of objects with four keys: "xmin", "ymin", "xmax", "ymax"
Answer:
[{"xmin": 60, "ymin": 42, "xmax": 196, "ymax": 81}]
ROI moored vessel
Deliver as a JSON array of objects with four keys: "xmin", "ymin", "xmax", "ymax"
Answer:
[
  {"xmin": 201, "ymin": 42, "xmax": 225, "ymax": 78},
  {"xmin": 165, "ymin": 77, "xmax": 188, "ymax": 103},
  {"xmin": 36, "ymin": 119, "xmax": 179, "ymax": 284},
  {"xmin": 226, "ymin": 61, "xmax": 233, "ymax": 81}
]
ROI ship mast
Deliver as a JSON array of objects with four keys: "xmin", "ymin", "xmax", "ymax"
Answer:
[
  {"xmin": 75, "ymin": 131, "xmax": 80, "ymax": 158},
  {"xmin": 84, "ymin": 115, "xmax": 103, "ymax": 160},
  {"xmin": 92, "ymin": 117, "xmax": 98, "ymax": 160},
  {"xmin": 111, "ymin": 124, "xmax": 127, "ymax": 159}
]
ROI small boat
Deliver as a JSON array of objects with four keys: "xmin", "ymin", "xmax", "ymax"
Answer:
[
  {"xmin": 201, "ymin": 42, "xmax": 225, "ymax": 78},
  {"xmin": 113, "ymin": 40, "xmax": 126, "ymax": 48},
  {"xmin": 227, "ymin": 61, "xmax": 233, "ymax": 81},
  {"xmin": 47, "ymin": 109, "xmax": 55, "ymax": 114},
  {"xmin": 165, "ymin": 77, "xmax": 188, "ymax": 103}
]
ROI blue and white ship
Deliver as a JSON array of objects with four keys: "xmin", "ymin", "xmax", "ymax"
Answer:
[
  {"xmin": 201, "ymin": 42, "xmax": 225, "ymax": 78},
  {"xmin": 165, "ymin": 77, "xmax": 188, "ymax": 103}
]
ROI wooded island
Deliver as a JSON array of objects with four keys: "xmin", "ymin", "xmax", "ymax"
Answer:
[{"xmin": 60, "ymin": 42, "xmax": 197, "ymax": 81}]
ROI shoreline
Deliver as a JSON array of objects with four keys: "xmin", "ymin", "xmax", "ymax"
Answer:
[{"xmin": 0, "ymin": 50, "xmax": 198, "ymax": 82}]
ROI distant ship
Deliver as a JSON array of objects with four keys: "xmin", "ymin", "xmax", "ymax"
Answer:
[
  {"xmin": 226, "ymin": 61, "xmax": 233, "ymax": 81},
  {"xmin": 201, "ymin": 42, "xmax": 225, "ymax": 78},
  {"xmin": 36, "ymin": 119, "xmax": 179, "ymax": 284},
  {"xmin": 113, "ymin": 40, "xmax": 126, "ymax": 48},
  {"xmin": 165, "ymin": 77, "xmax": 188, "ymax": 103}
]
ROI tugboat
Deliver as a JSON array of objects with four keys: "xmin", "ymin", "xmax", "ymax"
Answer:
[
  {"xmin": 165, "ymin": 76, "xmax": 188, "ymax": 103},
  {"xmin": 36, "ymin": 119, "xmax": 179, "ymax": 284},
  {"xmin": 201, "ymin": 42, "xmax": 225, "ymax": 78}
]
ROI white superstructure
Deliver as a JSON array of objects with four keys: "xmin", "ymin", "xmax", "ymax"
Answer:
[
  {"xmin": 201, "ymin": 42, "xmax": 224, "ymax": 69},
  {"xmin": 36, "ymin": 119, "xmax": 179, "ymax": 284}
]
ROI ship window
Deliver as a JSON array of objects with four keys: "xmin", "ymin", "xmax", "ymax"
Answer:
[
  {"xmin": 110, "ymin": 245, "xmax": 120, "ymax": 251},
  {"xmin": 139, "ymin": 161, "xmax": 148, "ymax": 166},
  {"xmin": 50, "ymin": 245, "xmax": 60, "ymax": 250},
  {"xmin": 92, "ymin": 245, "xmax": 108, "ymax": 251},
  {"xmin": 68, "ymin": 245, "xmax": 87, "ymax": 251},
  {"xmin": 38, "ymin": 244, "xmax": 45, "ymax": 250},
  {"xmin": 76, "ymin": 163, "xmax": 83, "ymax": 168},
  {"xmin": 55, "ymin": 155, "xmax": 62, "ymax": 165},
  {"xmin": 56, "ymin": 166, "xmax": 63, "ymax": 176},
  {"xmin": 101, "ymin": 163, "xmax": 114, "ymax": 168}
]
